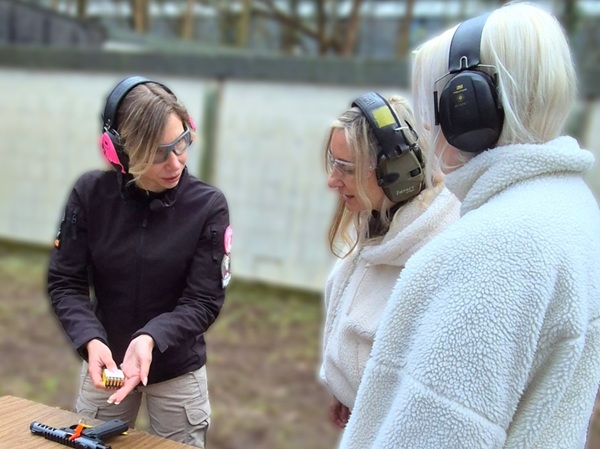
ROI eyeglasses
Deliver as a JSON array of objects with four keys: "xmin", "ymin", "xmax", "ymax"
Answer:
[
  {"xmin": 153, "ymin": 128, "xmax": 193, "ymax": 164},
  {"xmin": 327, "ymin": 149, "xmax": 356, "ymax": 177}
]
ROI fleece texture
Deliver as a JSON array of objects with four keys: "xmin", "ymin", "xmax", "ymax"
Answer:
[
  {"xmin": 339, "ymin": 136, "xmax": 600, "ymax": 449},
  {"xmin": 321, "ymin": 185, "xmax": 460, "ymax": 409}
]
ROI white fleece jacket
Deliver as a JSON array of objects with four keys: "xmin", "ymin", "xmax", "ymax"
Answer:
[
  {"xmin": 339, "ymin": 136, "xmax": 600, "ymax": 449},
  {"xmin": 321, "ymin": 184, "xmax": 461, "ymax": 409}
]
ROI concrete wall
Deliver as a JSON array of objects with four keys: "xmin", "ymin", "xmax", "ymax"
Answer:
[
  {"xmin": 0, "ymin": 68, "xmax": 405, "ymax": 290},
  {"xmin": 214, "ymin": 80, "xmax": 408, "ymax": 290},
  {"xmin": 0, "ymin": 68, "xmax": 598, "ymax": 292}
]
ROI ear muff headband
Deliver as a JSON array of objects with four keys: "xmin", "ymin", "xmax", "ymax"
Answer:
[
  {"xmin": 100, "ymin": 76, "xmax": 194, "ymax": 174},
  {"xmin": 434, "ymin": 12, "xmax": 504, "ymax": 153},
  {"xmin": 101, "ymin": 76, "xmax": 157, "ymax": 174},
  {"xmin": 352, "ymin": 92, "xmax": 425, "ymax": 203}
]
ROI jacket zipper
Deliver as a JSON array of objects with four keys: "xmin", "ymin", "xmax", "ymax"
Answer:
[
  {"xmin": 135, "ymin": 209, "xmax": 149, "ymax": 320},
  {"xmin": 70, "ymin": 210, "xmax": 78, "ymax": 240}
]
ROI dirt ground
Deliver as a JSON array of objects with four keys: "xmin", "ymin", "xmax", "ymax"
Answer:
[
  {"xmin": 1, "ymin": 242, "xmax": 600, "ymax": 449},
  {"xmin": 0, "ymin": 243, "xmax": 340, "ymax": 449}
]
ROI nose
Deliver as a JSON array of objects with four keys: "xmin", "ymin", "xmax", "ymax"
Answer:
[
  {"xmin": 164, "ymin": 151, "xmax": 183, "ymax": 169},
  {"xmin": 327, "ymin": 170, "xmax": 344, "ymax": 189}
]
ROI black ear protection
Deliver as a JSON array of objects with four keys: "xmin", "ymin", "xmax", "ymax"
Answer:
[
  {"xmin": 434, "ymin": 12, "xmax": 504, "ymax": 153},
  {"xmin": 100, "ymin": 75, "xmax": 192, "ymax": 174},
  {"xmin": 352, "ymin": 92, "xmax": 425, "ymax": 203}
]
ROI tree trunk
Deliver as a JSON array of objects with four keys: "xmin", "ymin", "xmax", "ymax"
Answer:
[
  {"xmin": 237, "ymin": 0, "xmax": 252, "ymax": 48},
  {"xmin": 130, "ymin": 0, "xmax": 149, "ymax": 33},
  {"xmin": 281, "ymin": 0, "xmax": 299, "ymax": 54},
  {"xmin": 395, "ymin": 0, "xmax": 415, "ymax": 58},
  {"xmin": 180, "ymin": 0, "xmax": 195, "ymax": 40},
  {"xmin": 314, "ymin": 0, "xmax": 328, "ymax": 55},
  {"xmin": 340, "ymin": 0, "xmax": 362, "ymax": 57},
  {"xmin": 76, "ymin": 0, "xmax": 87, "ymax": 20}
]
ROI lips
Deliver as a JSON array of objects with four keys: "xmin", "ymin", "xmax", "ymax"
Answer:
[{"xmin": 164, "ymin": 174, "xmax": 180, "ymax": 184}]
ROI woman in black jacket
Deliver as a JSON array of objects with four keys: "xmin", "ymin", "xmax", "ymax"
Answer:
[{"xmin": 47, "ymin": 76, "xmax": 231, "ymax": 448}]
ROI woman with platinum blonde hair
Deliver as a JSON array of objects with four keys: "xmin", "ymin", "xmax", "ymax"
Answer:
[
  {"xmin": 339, "ymin": 3, "xmax": 600, "ymax": 449},
  {"xmin": 319, "ymin": 92, "xmax": 459, "ymax": 433}
]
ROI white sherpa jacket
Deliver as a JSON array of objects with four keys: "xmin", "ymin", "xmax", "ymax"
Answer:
[
  {"xmin": 339, "ymin": 136, "xmax": 600, "ymax": 449},
  {"xmin": 321, "ymin": 184, "xmax": 461, "ymax": 409}
]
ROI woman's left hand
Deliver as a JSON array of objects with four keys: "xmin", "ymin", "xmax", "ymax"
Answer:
[
  {"xmin": 329, "ymin": 396, "xmax": 351, "ymax": 429},
  {"xmin": 107, "ymin": 334, "xmax": 154, "ymax": 405}
]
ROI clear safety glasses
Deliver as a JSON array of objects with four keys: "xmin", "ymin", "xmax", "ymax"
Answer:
[
  {"xmin": 327, "ymin": 149, "xmax": 357, "ymax": 177},
  {"xmin": 153, "ymin": 127, "xmax": 193, "ymax": 164}
]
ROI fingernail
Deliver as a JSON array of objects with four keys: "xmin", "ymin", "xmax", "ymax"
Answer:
[
  {"xmin": 142, "ymin": 377, "xmax": 148, "ymax": 386},
  {"xmin": 107, "ymin": 399, "xmax": 113, "ymax": 404},
  {"xmin": 115, "ymin": 401, "xmax": 121, "ymax": 405}
]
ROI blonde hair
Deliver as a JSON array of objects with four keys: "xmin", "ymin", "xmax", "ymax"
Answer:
[
  {"xmin": 115, "ymin": 83, "xmax": 195, "ymax": 182},
  {"xmin": 412, "ymin": 2, "xmax": 577, "ymax": 177},
  {"xmin": 327, "ymin": 95, "xmax": 441, "ymax": 258}
]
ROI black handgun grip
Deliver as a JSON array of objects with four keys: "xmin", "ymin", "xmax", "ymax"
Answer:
[{"xmin": 81, "ymin": 419, "xmax": 128, "ymax": 441}]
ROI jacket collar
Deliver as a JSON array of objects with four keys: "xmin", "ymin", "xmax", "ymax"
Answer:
[
  {"xmin": 445, "ymin": 136, "xmax": 594, "ymax": 216},
  {"xmin": 117, "ymin": 167, "xmax": 189, "ymax": 210},
  {"xmin": 361, "ymin": 184, "xmax": 459, "ymax": 267}
]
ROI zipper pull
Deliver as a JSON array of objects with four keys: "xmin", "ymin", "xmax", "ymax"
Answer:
[{"xmin": 211, "ymin": 229, "xmax": 219, "ymax": 261}]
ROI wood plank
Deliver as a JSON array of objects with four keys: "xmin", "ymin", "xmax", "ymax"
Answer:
[{"xmin": 0, "ymin": 395, "xmax": 197, "ymax": 449}]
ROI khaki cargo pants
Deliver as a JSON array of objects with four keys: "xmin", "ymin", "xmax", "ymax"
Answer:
[{"xmin": 75, "ymin": 363, "xmax": 211, "ymax": 448}]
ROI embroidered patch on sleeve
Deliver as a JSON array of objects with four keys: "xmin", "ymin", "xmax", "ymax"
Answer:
[
  {"xmin": 224, "ymin": 226, "xmax": 233, "ymax": 254},
  {"xmin": 221, "ymin": 254, "xmax": 231, "ymax": 289}
]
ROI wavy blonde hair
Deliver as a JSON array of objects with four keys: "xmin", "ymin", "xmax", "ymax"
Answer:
[
  {"xmin": 115, "ymin": 83, "xmax": 195, "ymax": 183},
  {"xmin": 326, "ymin": 95, "xmax": 441, "ymax": 258}
]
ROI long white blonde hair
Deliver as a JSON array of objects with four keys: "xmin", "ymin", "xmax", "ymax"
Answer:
[{"xmin": 411, "ymin": 2, "xmax": 577, "ymax": 179}]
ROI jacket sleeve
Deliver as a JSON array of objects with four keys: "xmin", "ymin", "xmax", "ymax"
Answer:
[
  {"xmin": 133, "ymin": 190, "xmax": 230, "ymax": 353},
  {"xmin": 47, "ymin": 181, "xmax": 109, "ymax": 359},
  {"xmin": 319, "ymin": 257, "xmax": 344, "ymax": 384}
]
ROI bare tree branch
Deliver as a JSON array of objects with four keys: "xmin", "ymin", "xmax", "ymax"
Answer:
[
  {"xmin": 253, "ymin": 0, "xmax": 321, "ymax": 40},
  {"xmin": 252, "ymin": 0, "xmax": 347, "ymax": 55}
]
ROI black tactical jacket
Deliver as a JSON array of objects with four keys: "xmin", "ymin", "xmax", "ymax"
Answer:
[{"xmin": 48, "ymin": 168, "xmax": 230, "ymax": 384}]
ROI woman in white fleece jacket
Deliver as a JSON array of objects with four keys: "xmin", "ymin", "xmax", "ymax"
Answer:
[
  {"xmin": 339, "ymin": 4, "xmax": 600, "ymax": 449},
  {"xmin": 320, "ymin": 93, "xmax": 460, "ymax": 430}
]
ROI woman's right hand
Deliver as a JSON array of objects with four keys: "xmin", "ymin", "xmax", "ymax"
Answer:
[
  {"xmin": 329, "ymin": 396, "xmax": 351, "ymax": 429},
  {"xmin": 86, "ymin": 339, "xmax": 118, "ymax": 389}
]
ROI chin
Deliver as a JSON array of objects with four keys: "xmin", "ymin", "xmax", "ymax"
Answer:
[{"xmin": 344, "ymin": 203, "xmax": 365, "ymax": 213}]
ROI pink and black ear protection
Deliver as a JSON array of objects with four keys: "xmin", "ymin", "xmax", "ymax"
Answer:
[{"xmin": 99, "ymin": 76, "xmax": 196, "ymax": 174}]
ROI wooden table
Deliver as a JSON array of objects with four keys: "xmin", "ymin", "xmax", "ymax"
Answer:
[{"xmin": 0, "ymin": 395, "xmax": 197, "ymax": 449}]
